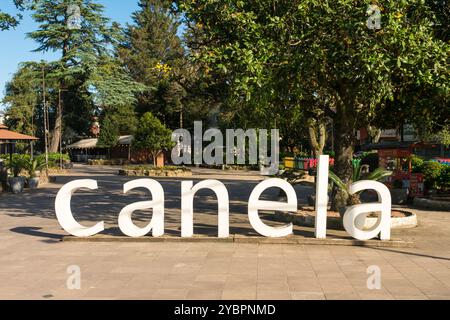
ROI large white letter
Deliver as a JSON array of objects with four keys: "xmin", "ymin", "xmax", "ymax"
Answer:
[
  {"xmin": 181, "ymin": 180, "xmax": 229, "ymax": 238},
  {"xmin": 343, "ymin": 180, "xmax": 391, "ymax": 240},
  {"xmin": 118, "ymin": 179, "xmax": 165, "ymax": 237},
  {"xmin": 315, "ymin": 155, "xmax": 329, "ymax": 239},
  {"xmin": 248, "ymin": 178, "xmax": 295, "ymax": 237},
  {"xmin": 55, "ymin": 179, "xmax": 104, "ymax": 237}
]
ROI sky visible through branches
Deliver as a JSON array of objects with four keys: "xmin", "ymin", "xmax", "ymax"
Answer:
[{"xmin": 0, "ymin": 0, "xmax": 141, "ymax": 110}]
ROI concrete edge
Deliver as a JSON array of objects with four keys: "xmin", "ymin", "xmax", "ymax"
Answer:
[
  {"xmin": 413, "ymin": 197, "xmax": 450, "ymax": 212},
  {"xmin": 275, "ymin": 210, "xmax": 418, "ymax": 230},
  {"xmin": 62, "ymin": 234, "xmax": 414, "ymax": 248}
]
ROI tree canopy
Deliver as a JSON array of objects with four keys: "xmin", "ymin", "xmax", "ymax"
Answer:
[
  {"xmin": 133, "ymin": 112, "xmax": 174, "ymax": 165},
  {"xmin": 25, "ymin": 0, "xmax": 143, "ymax": 152},
  {"xmin": 178, "ymin": 0, "xmax": 449, "ymax": 209}
]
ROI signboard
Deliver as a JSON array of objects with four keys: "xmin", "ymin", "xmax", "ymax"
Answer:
[{"xmin": 54, "ymin": 156, "xmax": 392, "ymax": 241}]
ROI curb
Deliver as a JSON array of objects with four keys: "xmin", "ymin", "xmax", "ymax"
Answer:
[
  {"xmin": 413, "ymin": 197, "xmax": 450, "ymax": 212},
  {"xmin": 62, "ymin": 234, "xmax": 414, "ymax": 248},
  {"xmin": 274, "ymin": 210, "xmax": 418, "ymax": 230}
]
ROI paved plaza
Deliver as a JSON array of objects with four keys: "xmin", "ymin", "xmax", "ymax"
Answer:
[{"xmin": 0, "ymin": 165, "xmax": 449, "ymax": 300}]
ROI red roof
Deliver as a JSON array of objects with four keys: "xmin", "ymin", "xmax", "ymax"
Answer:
[{"xmin": 0, "ymin": 124, "xmax": 39, "ymax": 141}]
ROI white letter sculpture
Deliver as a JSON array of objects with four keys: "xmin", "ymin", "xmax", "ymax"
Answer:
[
  {"xmin": 343, "ymin": 180, "xmax": 391, "ymax": 240},
  {"xmin": 248, "ymin": 178, "xmax": 296, "ymax": 237},
  {"xmin": 55, "ymin": 179, "xmax": 104, "ymax": 237},
  {"xmin": 118, "ymin": 179, "xmax": 165, "ymax": 237},
  {"xmin": 314, "ymin": 155, "xmax": 329, "ymax": 239},
  {"xmin": 181, "ymin": 180, "xmax": 229, "ymax": 238}
]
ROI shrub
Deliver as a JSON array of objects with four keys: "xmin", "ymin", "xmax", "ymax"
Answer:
[
  {"xmin": 88, "ymin": 159, "xmax": 125, "ymax": 166},
  {"xmin": 22, "ymin": 157, "xmax": 46, "ymax": 178},
  {"xmin": 421, "ymin": 161, "xmax": 444, "ymax": 190},
  {"xmin": 36, "ymin": 153, "xmax": 70, "ymax": 168},
  {"xmin": 1, "ymin": 154, "xmax": 30, "ymax": 163},
  {"xmin": 438, "ymin": 165, "xmax": 450, "ymax": 190},
  {"xmin": 133, "ymin": 112, "xmax": 174, "ymax": 166},
  {"xmin": 4, "ymin": 154, "xmax": 28, "ymax": 177},
  {"xmin": 410, "ymin": 155, "xmax": 424, "ymax": 173},
  {"xmin": 122, "ymin": 165, "xmax": 190, "ymax": 172}
]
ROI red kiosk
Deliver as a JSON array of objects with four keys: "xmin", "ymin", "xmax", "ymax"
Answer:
[{"xmin": 364, "ymin": 141, "xmax": 425, "ymax": 197}]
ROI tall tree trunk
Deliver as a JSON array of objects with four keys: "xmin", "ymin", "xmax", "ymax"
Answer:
[
  {"xmin": 308, "ymin": 120, "xmax": 327, "ymax": 158},
  {"xmin": 331, "ymin": 104, "xmax": 355, "ymax": 212},
  {"xmin": 50, "ymin": 40, "xmax": 69, "ymax": 154},
  {"xmin": 152, "ymin": 152, "xmax": 157, "ymax": 167},
  {"xmin": 50, "ymin": 103, "xmax": 62, "ymax": 153}
]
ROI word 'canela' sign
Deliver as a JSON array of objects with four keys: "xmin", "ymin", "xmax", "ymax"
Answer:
[{"xmin": 55, "ymin": 156, "xmax": 391, "ymax": 241}]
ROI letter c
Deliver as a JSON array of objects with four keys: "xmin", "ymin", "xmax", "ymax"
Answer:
[{"xmin": 55, "ymin": 179, "xmax": 104, "ymax": 237}]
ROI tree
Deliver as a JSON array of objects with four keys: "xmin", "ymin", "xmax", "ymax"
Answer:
[
  {"xmin": 118, "ymin": 0, "xmax": 194, "ymax": 129},
  {"xmin": 0, "ymin": 0, "xmax": 35, "ymax": 30},
  {"xmin": 87, "ymin": 55, "xmax": 145, "ymax": 111},
  {"xmin": 1, "ymin": 61, "xmax": 60, "ymax": 153},
  {"xmin": 2, "ymin": 64, "xmax": 41, "ymax": 137},
  {"xmin": 97, "ymin": 116, "xmax": 119, "ymax": 158},
  {"xmin": 86, "ymin": 55, "xmax": 145, "ymax": 135},
  {"xmin": 419, "ymin": 124, "xmax": 450, "ymax": 147},
  {"xmin": 0, "ymin": 10, "xmax": 20, "ymax": 31},
  {"xmin": 178, "ymin": 0, "xmax": 449, "ymax": 210},
  {"xmin": 27, "ymin": 0, "xmax": 123, "ymax": 153},
  {"xmin": 133, "ymin": 112, "xmax": 174, "ymax": 166}
]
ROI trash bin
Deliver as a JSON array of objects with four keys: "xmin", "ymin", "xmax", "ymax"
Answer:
[
  {"xmin": 284, "ymin": 157, "xmax": 294, "ymax": 169},
  {"xmin": 295, "ymin": 157, "xmax": 306, "ymax": 170}
]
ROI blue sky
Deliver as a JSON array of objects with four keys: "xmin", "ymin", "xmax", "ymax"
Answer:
[{"xmin": 0, "ymin": 0, "xmax": 141, "ymax": 110}]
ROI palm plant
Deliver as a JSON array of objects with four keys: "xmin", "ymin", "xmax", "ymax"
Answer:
[
  {"xmin": 329, "ymin": 161, "xmax": 392, "ymax": 205},
  {"xmin": 23, "ymin": 157, "xmax": 46, "ymax": 178},
  {"xmin": 6, "ymin": 155, "xmax": 26, "ymax": 178}
]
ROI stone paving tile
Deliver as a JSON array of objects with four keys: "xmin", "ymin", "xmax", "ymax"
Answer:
[
  {"xmin": 290, "ymin": 292, "xmax": 326, "ymax": 300},
  {"xmin": 257, "ymin": 291, "xmax": 291, "ymax": 300},
  {"xmin": 153, "ymin": 289, "xmax": 189, "ymax": 300},
  {"xmin": 427, "ymin": 294, "xmax": 450, "ymax": 300},
  {"xmin": 194, "ymin": 274, "xmax": 228, "ymax": 282},
  {"xmin": 223, "ymin": 281, "xmax": 257, "ymax": 292},
  {"xmin": 0, "ymin": 287, "xmax": 30, "ymax": 299},
  {"xmin": 221, "ymin": 290, "xmax": 257, "ymax": 300},
  {"xmin": 384, "ymin": 285, "xmax": 427, "ymax": 298},
  {"xmin": 357, "ymin": 292, "xmax": 395, "ymax": 300},
  {"xmin": 191, "ymin": 281, "xmax": 226, "ymax": 291},
  {"xmin": 187, "ymin": 289, "xmax": 223, "ymax": 300},
  {"xmin": 392, "ymin": 295, "xmax": 429, "ymax": 300},
  {"xmin": 288, "ymin": 280, "xmax": 322, "ymax": 293},
  {"xmin": 325, "ymin": 293, "xmax": 360, "ymax": 300},
  {"xmin": 257, "ymin": 280, "xmax": 290, "ymax": 292}
]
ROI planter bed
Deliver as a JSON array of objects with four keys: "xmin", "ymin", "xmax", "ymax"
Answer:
[
  {"xmin": 275, "ymin": 207, "xmax": 417, "ymax": 230},
  {"xmin": 88, "ymin": 159, "xmax": 129, "ymax": 166},
  {"xmin": 118, "ymin": 166, "xmax": 192, "ymax": 177}
]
